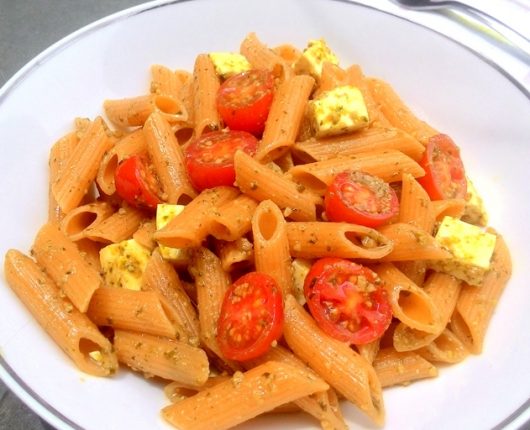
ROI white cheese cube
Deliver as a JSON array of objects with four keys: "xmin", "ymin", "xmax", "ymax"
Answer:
[
  {"xmin": 294, "ymin": 39, "xmax": 339, "ymax": 81},
  {"xmin": 308, "ymin": 85, "xmax": 369, "ymax": 137},
  {"xmin": 461, "ymin": 178, "xmax": 488, "ymax": 226},
  {"xmin": 291, "ymin": 258, "xmax": 312, "ymax": 305},
  {"xmin": 209, "ymin": 52, "xmax": 251, "ymax": 79},
  {"xmin": 429, "ymin": 216, "xmax": 496, "ymax": 286},
  {"xmin": 99, "ymin": 239, "xmax": 151, "ymax": 290},
  {"xmin": 88, "ymin": 351, "xmax": 103, "ymax": 363},
  {"xmin": 156, "ymin": 204, "xmax": 190, "ymax": 264}
]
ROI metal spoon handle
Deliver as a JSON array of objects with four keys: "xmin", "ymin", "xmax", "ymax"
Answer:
[{"xmin": 450, "ymin": 1, "xmax": 530, "ymax": 60}]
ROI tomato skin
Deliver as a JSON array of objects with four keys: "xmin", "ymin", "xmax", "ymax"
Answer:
[
  {"xmin": 114, "ymin": 155, "xmax": 162, "ymax": 210},
  {"xmin": 217, "ymin": 272, "xmax": 284, "ymax": 361},
  {"xmin": 217, "ymin": 70, "xmax": 274, "ymax": 136},
  {"xmin": 185, "ymin": 130, "xmax": 259, "ymax": 191},
  {"xmin": 324, "ymin": 171, "xmax": 399, "ymax": 228},
  {"xmin": 418, "ymin": 134, "xmax": 467, "ymax": 200},
  {"xmin": 304, "ymin": 258, "xmax": 392, "ymax": 345}
]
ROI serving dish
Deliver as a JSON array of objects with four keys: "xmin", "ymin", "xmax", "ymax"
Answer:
[{"xmin": 0, "ymin": 0, "xmax": 529, "ymax": 429}]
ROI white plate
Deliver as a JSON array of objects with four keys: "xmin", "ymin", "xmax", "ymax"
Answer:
[{"xmin": 0, "ymin": 1, "xmax": 529, "ymax": 429}]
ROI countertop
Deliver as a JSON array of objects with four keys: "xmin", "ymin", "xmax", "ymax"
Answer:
[{"xmin": 0, "ymin": 3, "xmax": 144, "ymax": 428}]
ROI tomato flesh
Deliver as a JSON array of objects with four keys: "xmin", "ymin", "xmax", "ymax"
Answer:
[
  {"xmin": 114, "ymin": 155, "xmax": 162, "ymax": 210},
  {"xmin": 304, "ymin": 258, "xmax": 392, "ymax": 345},
  {"xmin": 325, "ymin": 170, "xmax": 399, "ymax": 227},
  {"xmin": 217, "ymin": 70, "xmax": 274, "ymax": 136},
  {"xmin": 185, "ymin": 130, "xmax": 258, "ymax": 191},
  {"xmin": 217, "ymin": 272, "xmax": 284, "ymax": 361},
  {"xmin": 418, "ymin": 134, "xmax": 467, "ymax": 200}
]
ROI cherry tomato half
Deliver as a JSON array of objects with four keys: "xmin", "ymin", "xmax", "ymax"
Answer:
[
  {"xmin": 417, "ymin": 134, "xmax": 467, "ymax": 200},
  {"xmin": 324, "ymin": 170, "xmax": 399, "ymax": 228},
  {"xmin": 184, "ymin": 130, "xmax": 258, "ymax": 191},
  {"xmin": 304, "ymin": 258, "xmax": 392, "ymax": 345},
  {"xmin": 114, "ymin": 155, "xmax": 162, "ymax": 210},
  {"xmin": 217, "ymin": 69, "xmax": 274, "ymax": 136},
  {"xmin": 217, "ymin": 272, "xmax": 284, "ymax": 361}
]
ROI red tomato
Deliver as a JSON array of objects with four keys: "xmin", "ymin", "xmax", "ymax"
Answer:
[
  {"xmin": 417, "ymin": 134, "xmax": 467, "ymax": 200},
  {"xmin": 324, "ymin": 170, "xmax": 399, "ymax": 228},
  {"xmin": 217, "ymin": 272, "xmax": 284, "ymax": 361},
  {"xmin": 217, "ymin": 69, "xmax": 274, "ymax": 135},
  {"xmin": 304, "ymin": 258, "xmax": 392, "ymax": 345},
  {"xmin": 184, "ymin": 130, "xmax": 258, "ymax": 191},
  {"xmin": 114, "ymin": 155, "xmax": 162, "ymax": 210}
]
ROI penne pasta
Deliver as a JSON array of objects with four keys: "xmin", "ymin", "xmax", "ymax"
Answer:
[
  {"xmin": 378, "ymin": 223, "xmax": 452, "ymax": 262},
  {"xmin": 344, "ymin": 65, "xmax": 392, "ymax": 128},
  {"xmin": 143, "ymin": 248, "xmax": 201, "ymax": 345},
  {"xmin": 210, "ymin": 194, "xmax": 258, "ymax": 241},
  {"xmin": 216, "ymin": 237, "xmax": 254, "ymax": 272},
  {"xmin": 450, "ymin": 232, "xmax": 511, "ymax": 354},
  {"xmin": 288, "ymin": 150, "xmax": 425, "ymax": 194},
  {"xmin": 104, "ymin": 94, "xmax": 187, "ymax": 128},
  {"xmin": 51, "ymin": 117, "xmax": 112, "ymax": 213},
  {"xmin": 87, "ymin": 287, "xmax": 189, "ymax": 341},
  {"xmin": 373, "ymin": 263, "xmax": 440, "ymax": 334},
  {"xmin": 356, "ymin": 340, "xmax": 381, "ymax": 365},
  {"xmin": 4, "ymin": 250, "xmax": 117, "ymax": 376},
  {"xmin": 32, "ymin": 223, "xmax": 102, "ymax": 313},
  {"xmin": 143, "ymin": 111, "xmax": 197, "ymax": 204},
  {"xmin": 292, "ymin": 127, "xmax": 425, "ymax": 163},
  {"xmin": 240, "ymin": 32, "xmax": 293, "ymax": 81},
  {"xmin": 84, "ymin": 204, "xmax": 147, "ymax": 244},
  {"xmin": 96, "ymin": 129, "xmax": 147, "ymax": 195},
  {"xmin": 252, "ymin": 200, "xmax": 293, "ymax": 297},
  {"xmin": 314, "ymin": 62, "xmax": 347, "ymax": 96},
  {"xmin": 48, "ymin": 131, "xmax": 78, "ymax": 223},
  {"xmin": 431, "ymin": 198, "xmax": 466, "ymax": 221},
  {"xmin": 114, "ymin": 330, "xmax": 208, "ymax": 385},
  {"xmin": 75, "ymin": 238, "xmax": 104, "ymax": 273},
  {"xmin": 393, "ymin": 272, "xmax": 461, "ymax": 352},
  {"xmin": 60, "ymin": 201, "xmax": 114, "ymax": 242},
  {"xmin": 283, "ymin": 295, "xmax": 384, "ymax": 425},
  {"xmin": 396, "ymin": 173, "xmax": 435, "ymax": 287},
  {"xmin": 273, "ymin": 43, "xmax": 302, "ymax": 65},
  {"xmin": 368, "ymin": 78, "xmax": 439, "ymax": 144},
  {"xmin": 256, "ymin": 75, "xmax": 315, "ymax": 162},
  {"xmin": 188, "ymin": 247, "xmax": 231, "ymax": 360},
  {"xmin": 132, "ymin": 220, "xmax": 158, "ymax": 251},
  {"xmin": 192, "ymin": 53, "xmax": 221, "ymax": 136},
  {"xmin": 246, "ymin": 345, "xmax": 348, "ymax": 430},
  {"xmin": 234, "ymin": 150, "xmax": 322, "ymax": 222},
  {"xmin": 399, "ymin": 173, "xmax": 435, "ymax": 233},
  {"xmin": 154, "ymin": 186, "xmax": 239, "ymax": 248},
  {"xmin": 287, "ymin": 222, "xmax": 393, "ymax": 260},
  {"xmin": 150, "ymin": 64, "xmax": 191, "ymax": 100},
  {"xmin": 372, "ymin": 347, "xmax": 438, "ymax": 388},
  {"xmin": 417, "ymin": 328, "xmax": 469, "ymax": 364},
  {"xmin": 162, "ymin": 360, "xmax": 328, "ymax": 430},
  {"xmin": 394, "ymin": 260, "xmax": 427, "ymax": 288}
]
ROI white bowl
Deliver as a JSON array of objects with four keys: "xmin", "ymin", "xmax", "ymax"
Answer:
[{"xmin": 0, "ymin": 1, "xmax": 529, "ymax": 429}]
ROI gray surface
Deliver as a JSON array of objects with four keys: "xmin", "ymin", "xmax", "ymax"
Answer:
[{"xmin": 0, "ymin": 2, "xmax": 146, "ymax": 428}]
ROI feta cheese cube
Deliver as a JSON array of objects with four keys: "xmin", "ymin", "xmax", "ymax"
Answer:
[
  {"xmin": 291, "ymin": 258, "xmax": 312, "ymax": 305},
  {"xmin": 308, "ymin": 85, "xmax": 369, "ymax": 137},
  {"xmin": 209, "ymin": 52, "xmax": 251, "ymax": 79},
  {"xmin": 88, "ymin": 351, "xmax": 103, "ymax": 362},
  {"xmin": 156, "ymin": 204, "xmax": 190, "ymax": 264},
  {"xmin": 99, "ymin": 239, "xmax": 151, "ymax": 290},
  {"xmin": 461, "ymin": 178, "xmax": 488, "ymax": 227},
  {"xmin": 294, "ymin": 39, "xmax": 339, "ymax": 81},
  {"xmin": 429, "ymin": 216, "xmax": 496, "ymax": 286}
]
